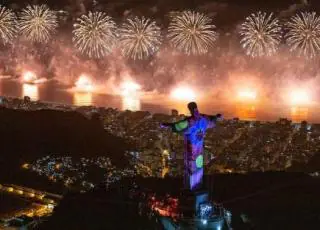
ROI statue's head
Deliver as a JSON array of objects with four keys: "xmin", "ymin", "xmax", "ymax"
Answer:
[{"xmin": 188, "ymin": 102, "xmax": 199, "ymax": 116}]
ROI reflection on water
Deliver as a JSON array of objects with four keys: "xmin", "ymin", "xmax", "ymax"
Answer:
[
  {"xmin": 1, "ymin": 79, "xmax": 320, "ymax": 122},
  {"xmin": 290, "ymin": 107, "xmax": 309, "ymax": 123},
  {"xmin": 22, "ymin": 84, "xmax": 39, "ymax": 101},
  {"xmin": 73, "ymin": 93, "xmax": 93, "ymax": 106},
  {"xmin": 236, "ymin": 103, "xmax": 257, "ymax": 121},
  {"xmin": 122, "ymin": 96, "xmax": 141, "ymax": 111}
]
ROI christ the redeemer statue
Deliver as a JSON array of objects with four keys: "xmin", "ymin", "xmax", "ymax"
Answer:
[{"xmin": 161, "ymin": 102, "xmax": 222, "ymax": 191}]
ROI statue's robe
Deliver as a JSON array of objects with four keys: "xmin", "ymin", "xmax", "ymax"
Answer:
[{"xmin": 170, "ymin": 114, "xmax": 217, "ymax": 191}]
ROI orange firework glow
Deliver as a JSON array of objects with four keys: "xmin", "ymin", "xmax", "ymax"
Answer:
[
  {"xmin": 237, "ymin": 89, "xmax": 257, "ymax": 101},
  {"xmin": 22, "ymin": 71, "xmax": 37, "ymax": 83},
  {"xmin": 119, "ymin": 80, "xmax": 141, "ymax": 111},
  {"xmin": 122, "ymin": 97, "xmax": 141, "ymax": 111},
  {"xmin": 73, "ymin": 92, "xmax": 93, "ymax": 106},
  {"xmin": 289, "ymin": 89, "xmax": 311, "ymax": 105},
  {"xmin": 75, "ymin": 75, "xmax": 94, "ymax": 92},
  {"xmin": 290, "ymin": 107, "xmax": 309, "ymax": 122},
  {"xmin": 236, "ymin": 104, "xmax": 257, "ymax": 121},
  {"xmin": 22, "ymin": 71, "xmax": 47, "ymax": 84},
  {"xmin": 22, "ymin": 84, "xmax": 39, "ymax": 101},
  {"xmin": 170, "ymin": 86, "xmax": 196, "ymax": 101},
  {"xmin": 120, "ymin": 80, "xmax": 141, "ymax": 96}
]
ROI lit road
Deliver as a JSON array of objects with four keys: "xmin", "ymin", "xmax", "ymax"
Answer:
[
  {"xmin": 0, "ymin": 183, "xmax": 62, "ymax": 218},
  {"xmin": 0, "ymin": 183, "xmax": 62, "ymax": 204}
]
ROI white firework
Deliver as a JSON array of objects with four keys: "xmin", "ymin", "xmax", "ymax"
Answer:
[
  {"xmin": 167, "ymin": 10, "xmax": 218, "ymax": 55},
  {"xmin": 118, "ymin": 16, "xmax": 162, "ymax": 60},
  {"xmin": 0, "ymin": 5, "xmax": 18, "ymax": 44},
  {"xmin": 286, "ymin": 12, "xmax": 320, "ymax": 58},
  {"xmin": 19, "ymin": 4, "xmax": 58, "ymax": 43},
  {"xmin": 73, "ymin": 11, "xmax": 117, "ymax": 58},
  {"xmin": 239, "ymin": 12, "xmax": 282, "ymax": 57}
]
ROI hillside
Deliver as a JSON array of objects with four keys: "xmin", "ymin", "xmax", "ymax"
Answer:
[{"xmin": 0, "ymin": 108, "xmax": 129, "ymax": 171}]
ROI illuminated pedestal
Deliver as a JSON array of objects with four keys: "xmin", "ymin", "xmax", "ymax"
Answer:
[
  {"xmin": 155, "ymin": 190, "xmax": 226, "ymax": 229},
  {"xmin": 179, "ymin": 189, "xmax": 209, "ymax": 217}
]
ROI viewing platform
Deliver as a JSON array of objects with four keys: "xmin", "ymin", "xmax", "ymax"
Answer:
[{"xmin": 141, "ymin": 189, "xmax": 232, "ymax": 230}]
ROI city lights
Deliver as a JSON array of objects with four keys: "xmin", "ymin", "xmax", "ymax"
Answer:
[
  {"xmin": 22, "ymin": 163, "xmax": 30, "ymax": 169},
  {"xmin": 24, "ymin": 155, "xmax": 135, "ymax": 191}
]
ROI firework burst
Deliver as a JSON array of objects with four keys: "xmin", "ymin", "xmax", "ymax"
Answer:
[
  {"xmin": 19, "ymin": 5, "xmax": 58, "ymax": 43},
  {"xmin": 118, "ymin": 16, "xmax": 162, "ymax": 60},
  {"xmin": 0, "ymin": 5, "xmax": 18, "ymax": 45},
  {"xmin": 239, "ymin": 12, "xmax": 282, "ymax": 57},
  {"xmin": 167, "ymin": 11, "xmax": 217, "ymax": 55},
  {"xmin": 286, "ymin": 12, "xmax": 320, "ymax": 58},
  {"xmin": 73, "ymin": 11, "xmax": 117, "ymax": 58}
]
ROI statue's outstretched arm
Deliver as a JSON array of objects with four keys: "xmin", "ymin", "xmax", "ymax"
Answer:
[{"xmin": 160, "ymin": 119, "xmax": 189, "ymax": 133}]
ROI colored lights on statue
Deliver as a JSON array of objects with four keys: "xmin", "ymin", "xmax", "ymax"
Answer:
[
  {"xmin": 196, "ymin": 155, "xmax": 203, "ymax": 168},
  {"xmin": 166, "ymin": 103, "xmax": 217, "ymax": 190},
  {"xmin": 174, "ymin": 120, "xmax": 188, "ymax": 132}
]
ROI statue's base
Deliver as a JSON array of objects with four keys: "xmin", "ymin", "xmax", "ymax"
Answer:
[
  {"xmin": 179, "ymin": 189, "xmax": 209, "ymax": 217},
  {"xmin": 159, "ymin": 189, "xmax": 226, "ymax": 229}
]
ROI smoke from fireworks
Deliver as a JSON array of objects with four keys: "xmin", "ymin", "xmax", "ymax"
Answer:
[
  {"xmin": 0, "ymin": 5, "xmax": 18, "ymax": 44},
  {"xmin": 286, "ymin": 12, "xmax": 320, "ymax": 58},
  {"xmin": 118, "ymin": 17, "xmax": 162, "ymax": 60},
  {"xmin": 239, "ymin": 12, "xmax": 282, "ymax": 57},
  {"xmin": 73, "ymin": 12, "xmax": 117, "ymax": 58},
  {"xmin": 19, "ymin": 4, "xmax": 58, "ymax": 43},
  {"xmin": 167, "ymin": 11, "xmax": 217, "ymax": 55}
]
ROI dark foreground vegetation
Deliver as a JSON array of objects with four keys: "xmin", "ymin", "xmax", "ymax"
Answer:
[{"xmin": 40, "ymin": 172, "xmax": 320, "ymax": 230}]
